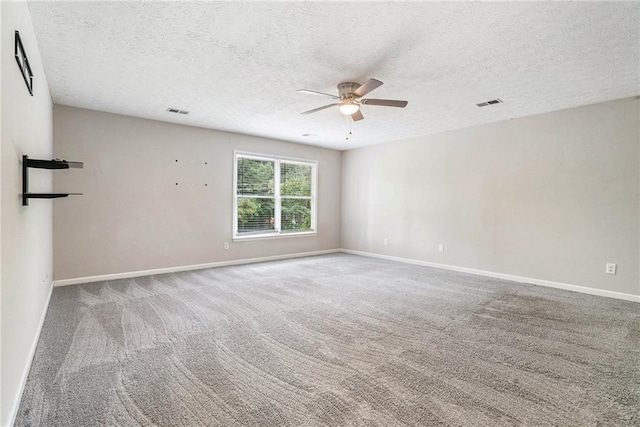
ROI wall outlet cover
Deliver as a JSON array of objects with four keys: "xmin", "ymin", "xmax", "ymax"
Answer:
[{"xmin": 606, "ymin": 263, "xmax": 617, "ymax": 275}]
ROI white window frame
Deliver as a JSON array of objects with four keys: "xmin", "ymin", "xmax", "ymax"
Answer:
[{"xmin": 233, "ymin": 151, "xmax": 318, "ymax": 241}]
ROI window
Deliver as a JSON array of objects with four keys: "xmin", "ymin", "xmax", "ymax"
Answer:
[{"xmin": 233, "ymin": 152, "xmax": 317, "ymax": 240}]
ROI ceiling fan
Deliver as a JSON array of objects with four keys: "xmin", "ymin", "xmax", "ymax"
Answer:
[{"xmin": 298, "ymin": 78, "xmax": 408, "ymax": 121}]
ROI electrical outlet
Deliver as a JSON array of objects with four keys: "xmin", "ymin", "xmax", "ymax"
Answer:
[
  {"xmin": 383, "ymin": 238, "xmax": 388, "ymax": 246},
  {"xmin": 224, "ymin": 242, "xmax": 229, "ymax": 250},
  {"xmin": 606, "ymin": 263, "xmax": 616, "ymax": 275},
  {"xmin": 438, "ymin": 244, "xmax": 444, "ymax": 253}
]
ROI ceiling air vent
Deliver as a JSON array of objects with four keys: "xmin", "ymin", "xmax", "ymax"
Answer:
[
  {"xmin": 477, "ymin": 99, "xmax": 502, "ymax": 107},
  {"xmin": 166, "ymin": 108, "xmax": 189, "ymax": 115}
]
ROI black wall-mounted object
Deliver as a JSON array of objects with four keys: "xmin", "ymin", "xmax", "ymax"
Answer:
[
  {"xmin": 14, "ymin": 31, "xmax": 34, "ymax": 96},
  {"xmin": 22, "ymin": 155, "xmax": 83, "ymax": 206}
]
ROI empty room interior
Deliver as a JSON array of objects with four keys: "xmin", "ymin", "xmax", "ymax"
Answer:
[{"xmin": 1, "ymin": 1, "xmax": 639, "ymax": 426}]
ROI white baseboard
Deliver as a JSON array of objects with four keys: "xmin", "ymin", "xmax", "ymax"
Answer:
[
  {"xmin": 52, "ymin": 249, "xmax": 342, "ymax": 287},
  {"xmin": 53, "ymin": 248, "xmax": 640, "ymax": 303},
  {"xmin": 342, "ymin": 249, "xmax": 640, "ymax": 303},
  {"xmin": 6, "ymin": 282, "xmax": 54, "ymax": 427}
]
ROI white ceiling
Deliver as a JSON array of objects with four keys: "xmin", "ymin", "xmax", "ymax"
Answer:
[{"xmin": 28, "ymin": 1, "xmax": 639, "ymax": 150}]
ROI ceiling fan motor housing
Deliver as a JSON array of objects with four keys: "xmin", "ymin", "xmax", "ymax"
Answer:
[{"xmin": 338, "ymin": 82, "xmax": 360, "ymax": 98}]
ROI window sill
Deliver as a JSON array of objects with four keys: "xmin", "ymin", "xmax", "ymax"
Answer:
[{"xmin": 233, "ymin": 231, "xmax": 317, "ymax": 242}]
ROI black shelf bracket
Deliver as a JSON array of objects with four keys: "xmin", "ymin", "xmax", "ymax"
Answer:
[{"xmin": 22, "ymin": 155, "xmax": 83, "ymax": 206}]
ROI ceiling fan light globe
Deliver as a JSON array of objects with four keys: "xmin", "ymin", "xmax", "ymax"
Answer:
[{"xmin": 339, "ymin": 103, "xmax": 359, "ymax": 115}]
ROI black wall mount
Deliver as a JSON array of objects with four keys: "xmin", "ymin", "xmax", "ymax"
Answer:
[{"xmin": 22, "ymin": 155, "xmax": 83, "ymax": 206}]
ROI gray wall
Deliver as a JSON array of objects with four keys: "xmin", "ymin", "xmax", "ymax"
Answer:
[
  {"xmin": 52, "ymin": 106, "xmax": 342, "ymax": 280},
  {"xmin": 1, "ymin": 2, "xmax": 53, "ymax": 425},
  {"xmin": 342, "ymin": 98, "xmax": 640, "ymax": 296}
]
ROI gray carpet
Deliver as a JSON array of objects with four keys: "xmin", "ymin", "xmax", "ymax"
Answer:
[{"xmin": 15, "ymin": 254, "xmax": 640, "ymax": 426}]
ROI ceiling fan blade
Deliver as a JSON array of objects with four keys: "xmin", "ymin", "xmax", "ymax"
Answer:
[
  {"xmin": 353, "ymin": 78, "xmax": 383, "ymax": 97},
  {"xmin": 351, "ymin": 110, "xmax": 364, "ymax": 121},
  {"xmin": 297, "ymin": 89, "xmax": 339, "ymax": 100},
  {"xmin": 361, "ymin": 99, "xmax": 408, "ymax": 108},
  {"xmin": 301, "ymin": 103, "xmax": 338, "ymax": 115}
]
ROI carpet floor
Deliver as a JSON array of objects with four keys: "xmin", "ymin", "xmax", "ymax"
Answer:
[{"xmin": 15, "ymin": 254, "xmax": 640, "ymax": 426}]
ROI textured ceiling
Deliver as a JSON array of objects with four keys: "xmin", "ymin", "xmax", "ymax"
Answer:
[{"xmin": 28, "ymin": 1, "xmax": 639, "ymax": 150}]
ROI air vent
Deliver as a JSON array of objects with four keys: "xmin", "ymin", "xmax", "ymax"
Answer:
[
  {"xmin": 166, "ymin": 108, "xmax": 189, "ymax": 115},
  {"xmin": 477, "ymin": 99, "xmax": 502, "ymax": 107}
]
